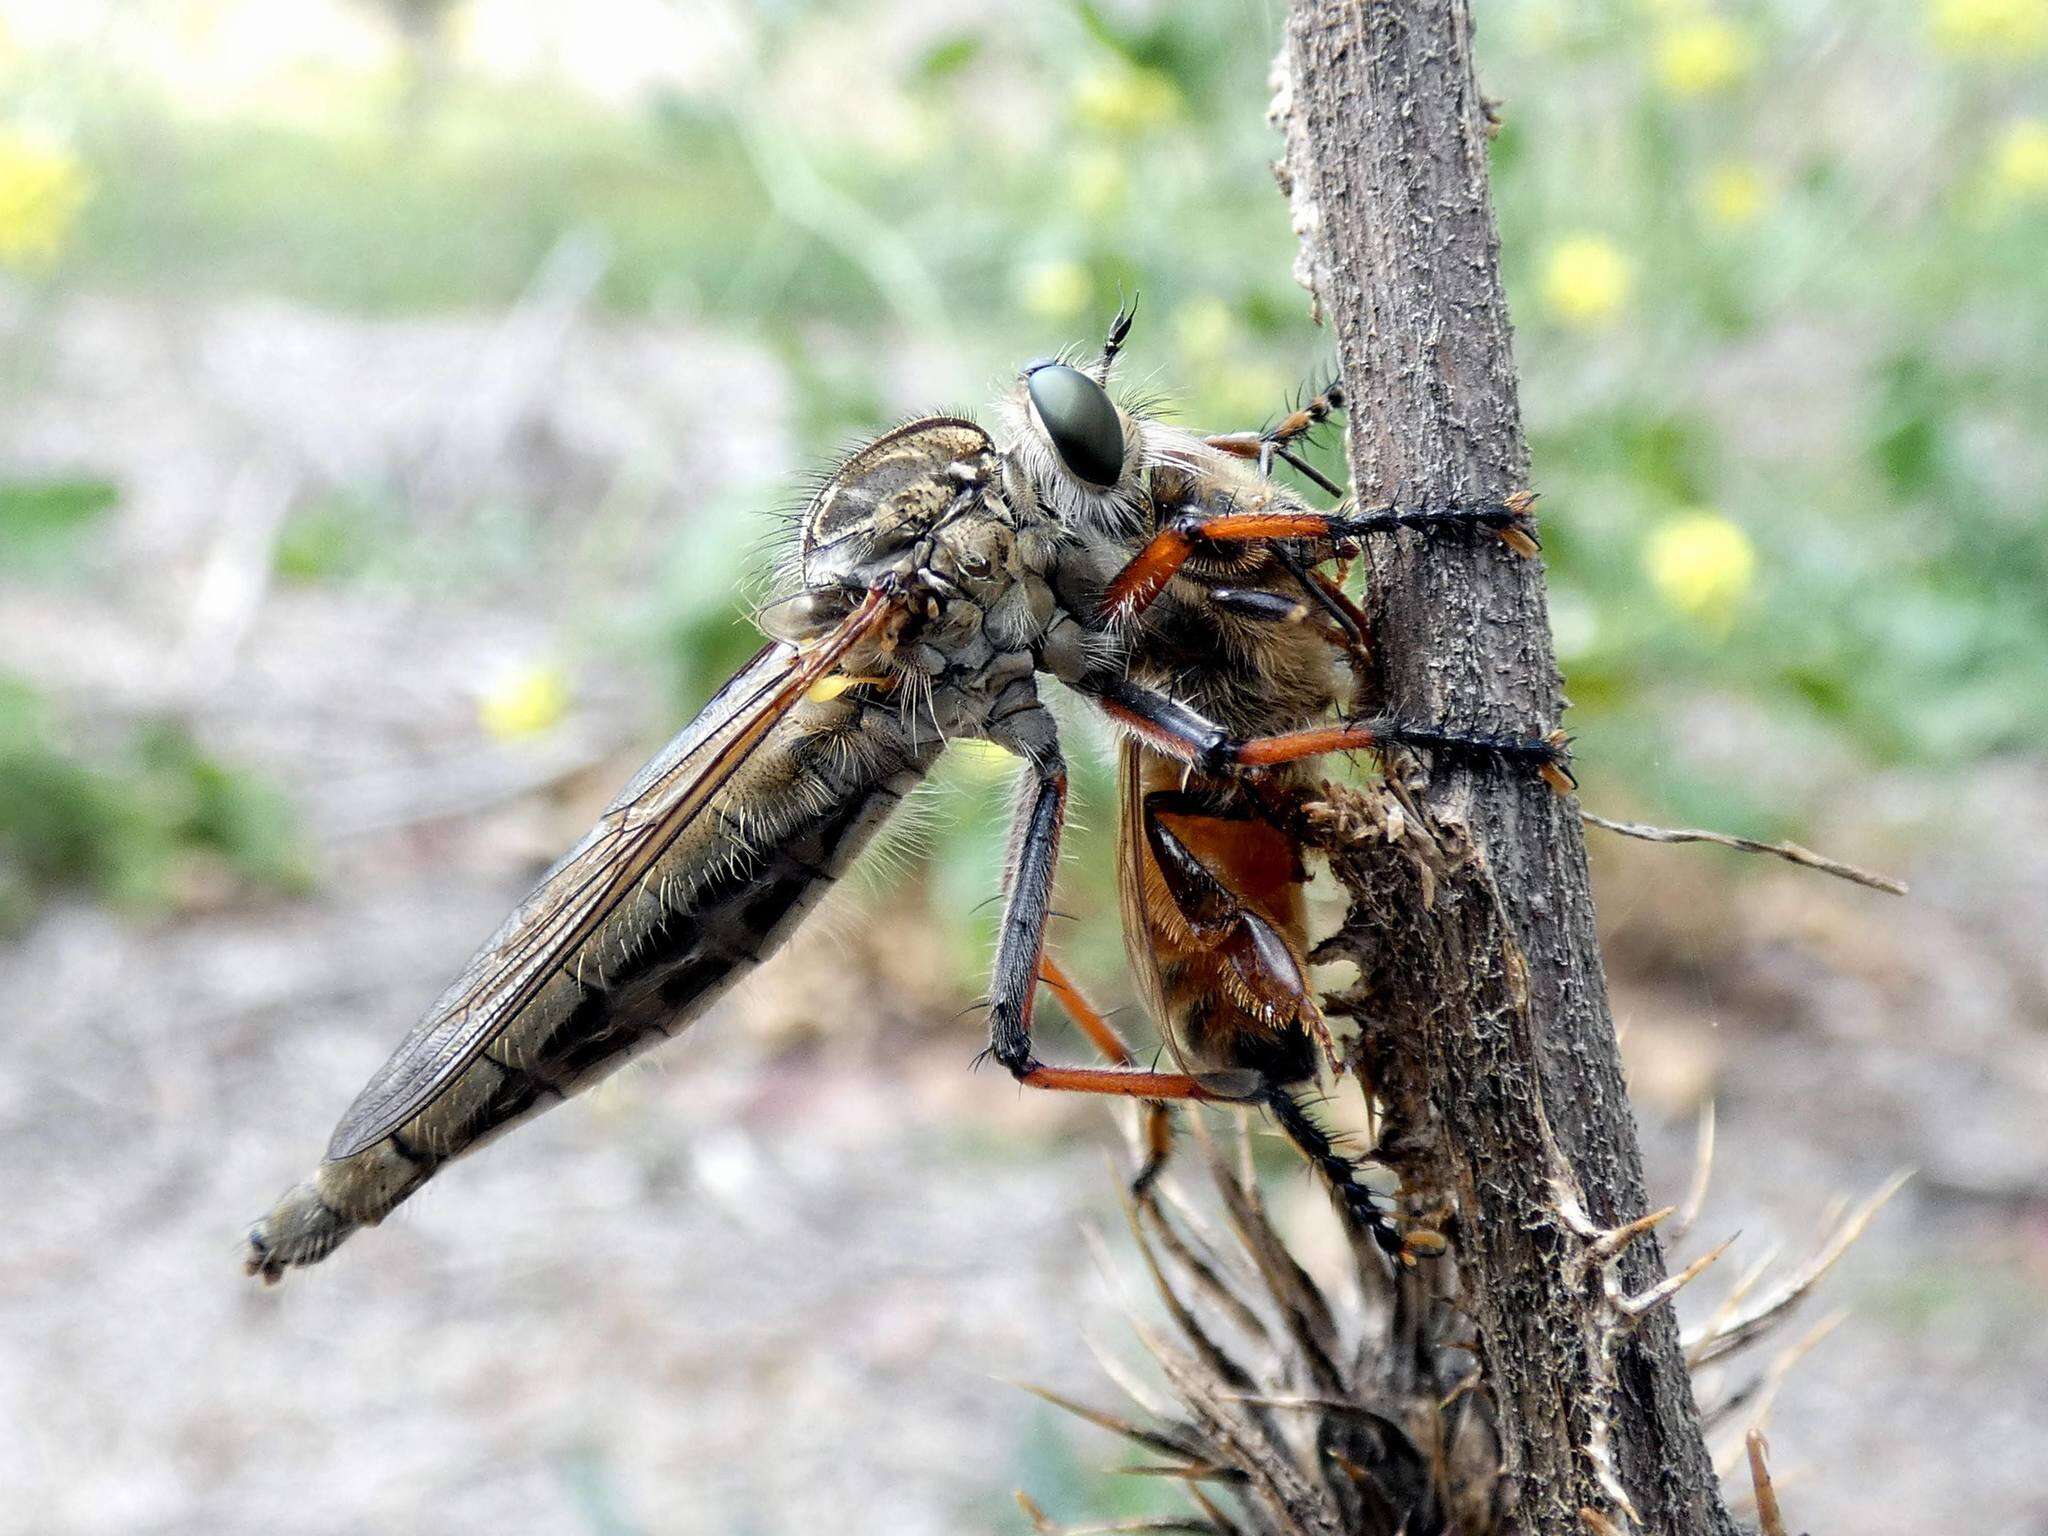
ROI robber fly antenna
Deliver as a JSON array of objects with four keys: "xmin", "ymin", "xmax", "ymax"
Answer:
[{"xmin": 1098, "ymin": 292, "xmax": 1139, "ymax": 380}]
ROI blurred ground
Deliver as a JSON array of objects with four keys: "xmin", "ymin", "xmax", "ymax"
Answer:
[
  {"xmin": 3, "ymin": 289, "xmax": 2045, "ymax": 1536},
  {"xmin": 2, "ymin": 2, "xmax": 2045, "ymax": 1533}
]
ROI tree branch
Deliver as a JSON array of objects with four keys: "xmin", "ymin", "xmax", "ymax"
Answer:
[{"xmin": 1274, "ymin": 5, "xmax": 1740, "ymax": 1532}]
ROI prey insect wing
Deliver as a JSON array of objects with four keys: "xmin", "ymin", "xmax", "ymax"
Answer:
[
  {"xmin": 1112, "ymin": 739, "xmax": 1186, "ymax": 1073},
  {"xmin": 328, "ymin": 594, "xmax": 894, "ymax": 1160}
]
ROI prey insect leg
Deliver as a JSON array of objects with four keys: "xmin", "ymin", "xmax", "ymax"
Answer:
[
  {"xmin": 1038, "ymin": 954, "xmax": 1177, "ymax": 1193},
  {"xmin": 1098, "ymin": 493, "xmax": 1539, "ymax": 623},
  {"xmin": 1136, "ymin": 786, "xmax": 1414, "ymax": 1258},
  {"xmin": 1203, "ymin": 379, "xmax": 1347, "ymax": 480},
  {"xmin": 1263, "ymin": 1083, "xmax": 1411, "ymax": 1258},
  {"xmin": 1207, "ymin": 578, "xmax": 1369, "ymax": 667}
]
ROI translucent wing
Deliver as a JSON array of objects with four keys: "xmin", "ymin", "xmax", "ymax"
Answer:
[{"xmin": 326, "ymin": 591, "xmax": 893, "ymax": 1158}]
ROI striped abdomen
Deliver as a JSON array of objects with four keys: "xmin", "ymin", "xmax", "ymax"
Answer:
[{"xmin": 245, "ymin": 685, "xmax": 935, "ymax": 1280}]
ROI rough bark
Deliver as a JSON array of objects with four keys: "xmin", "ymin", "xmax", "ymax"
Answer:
[{"xmin": 1272, "ymin": 5, "xmax": 1742, "ymax": 1534}]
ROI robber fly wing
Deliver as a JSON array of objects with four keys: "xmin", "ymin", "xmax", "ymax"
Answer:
[{"xmin": 326, "ymin": 594, "xmax": 893, "ymax": 1159}]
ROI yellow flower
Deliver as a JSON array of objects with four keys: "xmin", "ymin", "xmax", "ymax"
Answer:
[
  {"xmin": 1017, "ymin": 259, "xmax": 1091, "ymax": 321},
  {"xmin": 1066, "ymin": 147, "xmax": 1127, "ymax": 217},
  {"xmin": 479, "ymin": 663, "xmax": 570, "ymax": 740},
  {"xmin": 0, "ymin": 129, "xmax": 90, "ymax": 270},
  {"xmin": 1654, "ymin": 17, "xmax": 1757, "ymax": 96},
  {"xmin": 1518, "ymin": 0, "xmax": 1570, "ymax": 49},
  {"xmin": 1172, "ymin": 296, "xmax": 1236, "ymax": 361},
  {"xmin": 1070, "ymin": 62, "xmax": 1182, "ymax": 136},
  {"xmin": 1540, "ymin": 236, "xmax": 1633, "ymax": 328},
  {"xmin": 1644, "ymin": 513, "xmax": 1756, "ymax": 623},
  {"xmin": 1930, "ymin": 0, "xmax": 2048, "ymax": 57},
  {"xmin": 1988, "ymin": 118, "xmax": 2048, "ymax": 202},
  {"xmin": 1702, "ymin": 162, "xmax": 1771, "ymax": 227}
]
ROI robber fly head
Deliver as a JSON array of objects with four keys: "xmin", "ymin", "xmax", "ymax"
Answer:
[
  {"xmin": 997, "ymin": 334, "xmax": 1160, "ymax": 540},
  {"xmin": 998, "ymin": 307, "xmax": 1235, "ymax": 549}
]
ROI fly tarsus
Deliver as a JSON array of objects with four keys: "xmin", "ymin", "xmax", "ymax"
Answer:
[{"xmin": 1263, "ymin": 1086, "xmax": 1410, "ymax": 1259}]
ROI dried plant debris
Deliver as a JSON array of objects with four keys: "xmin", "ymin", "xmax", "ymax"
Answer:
[
  {"xmin": 1016, "ymin": 1119, "xmax": 1900, "ymax": 1535},
  {"xmin": 1019, "ymin": 1123, "xmax": 1502, "ymax": 1536},
  {"xmin": 1579, "ymin": 811, "xmax": 1907, "ymax": 897}
]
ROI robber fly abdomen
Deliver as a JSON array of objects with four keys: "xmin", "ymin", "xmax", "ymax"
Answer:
[
  {"xmin": 246, "ymin": 681, "xmax": 943, "ymax": 1276},
  {"xmin": 246, "ymin": 419, "xmax": 1068, "ymax": 1280}
]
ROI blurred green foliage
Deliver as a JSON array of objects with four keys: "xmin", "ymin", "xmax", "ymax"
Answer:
[
  {"xmin": 3, "ymin": 0, "xmax": 2043, "ymax": 939},
  {"xmin": 0, "ymin": 474, "xmax": 307, "ymax": 925},
  {"xmin": 0, "ymin": 675, "xmax": 309, "ymax": 930},
  {"xmin": 0, "ymin": 475, "xmax": 120, "ymax": 572}
]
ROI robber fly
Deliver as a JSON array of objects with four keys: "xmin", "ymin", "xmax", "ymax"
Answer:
[{"xmin": 245, "ymin": 322, "xmax": 1565, "ymax": 1281}]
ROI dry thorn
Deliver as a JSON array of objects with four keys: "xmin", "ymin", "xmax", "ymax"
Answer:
[
  {"xmin": 1588, "ymin": 1204, "xmax": 1676, "ymax": 1266},
  {"xmin": 1003, "ymin": 1379, "xmax": 1216, "ymax": 1469},
  {"xmin": 1686, "ymin": 1172, "xmax": 1909, "ymax": 1367},
  {"xmin": 1581, "ymin": 809, "xmax": 1907, "ymax": 895},
  {"xmin": 1016, "ymin": 1490, "xmax": 1061, "ymax": 1535},
  {"xmin": 1747, "ymin": 1431, "xmax": 1789, "ymax": 1536},
  {"xmin": 1620, "ymin": 1233, "xmax": 1736, "ymax": 1322},
  {"xmin": 1710, "ymin": 1311, "xmax": 1847, "ymax": 1477},
  {"xmin": 1082, "ymin": 1331, "xmax": 1180, "ymax": 1424},
  {"xmin": 1703, "ymin": 1243, "xmax": 1784, "ymax": 1338}
]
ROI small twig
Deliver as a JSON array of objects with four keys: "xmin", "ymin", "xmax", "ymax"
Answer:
[
  {"xmin": 1581, "ymin": 810, "xmax": 1907, "ymax": 895},
  {"xmin": 1686, "ymin": 1173, "xmax": 1910, "ymax": 1368}
]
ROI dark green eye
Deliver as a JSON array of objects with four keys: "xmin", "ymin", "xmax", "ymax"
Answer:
[{"xmin": 1026, "ymin": 363, "xmax": 1125, "ymax": 487}]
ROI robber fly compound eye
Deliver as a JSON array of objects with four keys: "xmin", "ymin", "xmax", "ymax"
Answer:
[{"xmin": 1025, "ymin": 362, "xmax": 1126, "ymax": 489}]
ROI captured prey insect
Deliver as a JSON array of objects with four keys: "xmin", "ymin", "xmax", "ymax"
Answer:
[
  {"xmin": 243, "ymin": 320, "xmax": 1567, "ymax": 1283},
  {"xmin": 986, "ymin": 307, "xmax": 1565, "ymax": 1257}
]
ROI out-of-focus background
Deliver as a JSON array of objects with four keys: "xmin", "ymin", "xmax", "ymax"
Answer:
[{"xmin": 1, "ymin": 0, "xmax": 2043, "ymax": 1531}]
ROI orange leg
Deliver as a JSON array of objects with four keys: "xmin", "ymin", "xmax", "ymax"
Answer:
[
  {"xmin": 1227, "ymin": 721, "xmax": 1571, "ymax": 795},
  {"xmin": 1038, "ymin": 954, "xmax": 1136, "ymax": 1066},
  {"xmin": 1012, "ymin": 1063, "xmax": 1253, "ymax": 1101},
  {"xmin": 987, "ymin": 762, "xmax": 1259, "ymax": 1117},
  {"xmin": 1039, "ymin": 954, "xmax": 1186, "ymax": 1193},
  {"xmin": 1099, "ymin": 493, "xmax": 1539, "ymax": 624},
  {"xmin": 1086, "ymin": 673, "xmax": 1574, "ymax": 794}
]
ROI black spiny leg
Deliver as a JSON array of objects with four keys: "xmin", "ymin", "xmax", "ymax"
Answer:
[
  {"xmin": 984, "ymin": 752, "xmax": 1261, "ymax": 1105},
  {"xmin": 1264, "ymin": 1084, "xmax": 1409, "ymax": 1258},
  {"xmin": 1083, "ymin": 674, "xmax": 1574, "ymax": 793}
]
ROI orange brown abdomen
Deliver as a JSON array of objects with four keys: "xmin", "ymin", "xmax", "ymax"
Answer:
[{"xmin": 1117, "ymin": 744, "xmax": 1323, "ymax": 1086}]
